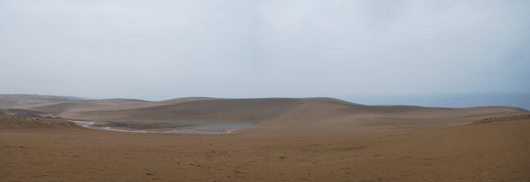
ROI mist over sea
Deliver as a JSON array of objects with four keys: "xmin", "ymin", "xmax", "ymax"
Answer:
[{"xmin": 345, "ymin": 93, "xmax": 530, "ymax": 111}]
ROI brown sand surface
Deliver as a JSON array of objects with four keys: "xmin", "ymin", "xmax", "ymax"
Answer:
[{"xmin": 1, "ymin": 115, "xmax": 530, "ymax": 181}]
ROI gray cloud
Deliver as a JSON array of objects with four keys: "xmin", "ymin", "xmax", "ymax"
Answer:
[{"xmin": 1, "ymin": 0, "xmax": 529, "ymax": 100}]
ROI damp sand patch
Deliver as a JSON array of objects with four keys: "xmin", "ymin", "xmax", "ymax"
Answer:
[{"xmin": 69, "ymin": 121, "xmax": 258, "ymax": 134}]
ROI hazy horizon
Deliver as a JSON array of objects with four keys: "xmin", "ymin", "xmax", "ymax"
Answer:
[
  {"xmin": 1, "ymin": 0, "xmax": 529, "ymax": 101},
  {"xmin": 2, "ymin": 92, "xmax": 529, "ymax": 111}
]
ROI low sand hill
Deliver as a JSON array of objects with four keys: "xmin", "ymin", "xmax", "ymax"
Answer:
[
  {"xmin": 0, "ymin": 94, "xmax": 151, "ymax": 117},
  {"xmin": 0, "ymin": 116, "xmax": 81, "ymax": 130},
  {"xmin": 0, "ymin": 94, "xmax": 83, "ymax": 109},
  {"xmin": 28, "ymin": 98, "xmax": 150, "ymax": 116}
]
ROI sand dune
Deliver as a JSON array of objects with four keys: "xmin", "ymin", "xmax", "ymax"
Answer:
[
  {"xmin": 68, "ymin": 97, "xmax": 528, "ymax": 134},
  {"xmin": 1, "ymin": 95, "xmax": 528, "ymax": 134}
]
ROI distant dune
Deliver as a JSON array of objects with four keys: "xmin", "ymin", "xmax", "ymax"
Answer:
[{"xmin": 1, "ymin": 94, "xmax": 528, "ymax": 134}]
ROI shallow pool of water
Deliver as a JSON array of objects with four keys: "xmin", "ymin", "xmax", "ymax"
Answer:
[
  {"xmin": 70, "ymin": 120, "xmax": 258, "ymax": 134},
  {"xmin": 168, "ymin": 121, "xmax": 258, "ymax": 127}
]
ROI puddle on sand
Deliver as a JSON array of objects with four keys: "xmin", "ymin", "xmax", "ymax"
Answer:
[
  {"xmin": 165, "ymin": 121, "xmax": 259, "ymax": 134},
  {"xmin": 71, "ymin": 121, "xmax": 96, "ymax": 127},
  {"xmin": 69, "ymin": 121, "xmax": 258, "ymax": 134}
]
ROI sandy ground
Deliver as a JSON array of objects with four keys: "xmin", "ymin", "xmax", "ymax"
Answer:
[{"xmin": 1, "ymin": 115, "xmax": 530, "ymax": 182}]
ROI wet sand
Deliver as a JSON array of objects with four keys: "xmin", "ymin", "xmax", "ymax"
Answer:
[{"xmin": 1, "ymin": 115, "xmax": 530, "ymax": 181}]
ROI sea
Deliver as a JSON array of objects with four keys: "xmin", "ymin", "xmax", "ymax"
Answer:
[{"xmin": 343, "ymin": 93, "xmax": 530, "ymax": 111}]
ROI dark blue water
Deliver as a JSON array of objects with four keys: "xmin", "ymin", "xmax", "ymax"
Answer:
[{"xmin": 344, "ymin": 93, "xmax": 530, "ymax": 111}]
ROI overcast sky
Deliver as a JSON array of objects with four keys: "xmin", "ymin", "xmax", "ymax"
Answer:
[{"xmin": 1, "ymin": 0, "xmax": 529, "ymax": 101}]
